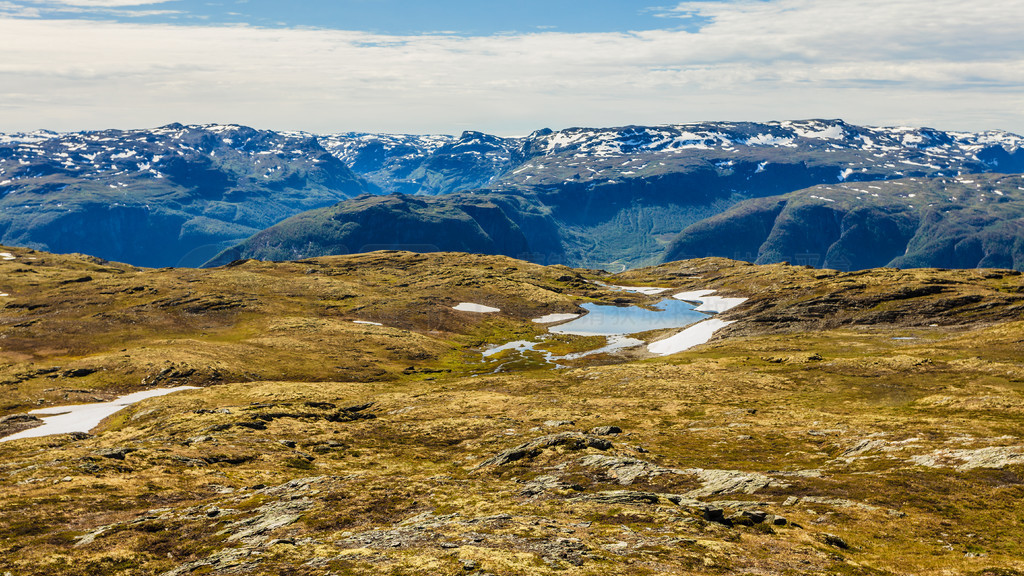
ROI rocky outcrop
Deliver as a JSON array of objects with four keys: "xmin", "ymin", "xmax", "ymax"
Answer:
[
  {"xmin": 473, "ymin": 432, "xmax": 613, "ymax": 470},
  {"xmin": 577, "ymin": 454, "xmax": 785, "ymax": 497},
  {"xmin": 909, "ymin": 445, "xmax": 1024, "ymax": 470},
  {"xmin": 0, "ymin": 414, "xmax": 43, "ymax": 439}
]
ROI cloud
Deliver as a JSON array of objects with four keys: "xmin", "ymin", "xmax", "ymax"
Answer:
[
  {"xmin": 0, "ymin": 1, "xmax": 39, "ymax": 16},
  {"xmin": 0, "ymin": 0, "xmax": 1022, "ymax": 135}
]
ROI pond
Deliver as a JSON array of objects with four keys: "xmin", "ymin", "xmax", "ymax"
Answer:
[{"xmin": 549, "ymin": 299, "xmax": 710, "ymax": 336}]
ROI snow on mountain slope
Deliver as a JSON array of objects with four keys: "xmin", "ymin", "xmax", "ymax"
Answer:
[{"xmin": 2, "ymin": 119, "xmax": 1022, "ymax": 270}]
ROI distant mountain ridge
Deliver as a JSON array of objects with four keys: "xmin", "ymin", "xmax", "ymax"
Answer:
[
  {"xmin": 320, "ymin": 120, "xmax": 1024, "ymax": 198},
  {"xmin": 210, "ymin": 120, "xmax": 1024, "ymax": 269},
  {"xmin": 0, "ymin": 124, "xmax": 367, "ymax": 267},
  {"xmin": 2, "ymin": 120, "xmax": 1022, "ymax": 269}
]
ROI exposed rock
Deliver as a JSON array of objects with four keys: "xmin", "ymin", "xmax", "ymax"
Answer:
[
  {"xmin": 729, "ymin": 514, "xmax": 757, "ymax": 527},
  {"xmin": 684, "ymin": 468, "xmax": 784, "ymax": 498},
  {"xmin": 909, "ymin": 445, "xmax": 1024, "ymax": 470},
  {"xmin": 838, "ymin": 438, "xmax": 887, "ymax": 459},
  {"xmin": 543, "ymin": 420, "xmax": 575, "ymax": 427},
  {"xmin": 536, "ymin": 537, "xmax": 589, "ymax": 567},
  {"xmin": 578, "ymin": 455, "xmax": 784, "ymax": 497},
  {"xmin": 568, "ymin": 490, "xmax": 662, "ymax": 505},
  {"xmin": 93, "ymin": 447, "xmax": 135, "ymax": 460},
  {"xmin": 740, "ymin": 510, "xmax": 769, "ymax": 524},
  {"xmin": 62, "ymin": 367, "xmax": 97, "ymax": 378},
  {"xmin": 821, "ymin": 533, "xmax": 850, "ymax": 549},
  {"xmin": 337, "ymin": 511, "xmax": 514, "ymax": 550},
  {"xmin": 589, "ymin": 426, "xmax": 622, "ymax": 435},
  {"xmin": 217, "ymin": 498, "xmax": 314, "ymax": 545},
  {"xmin": 0, "ymin": 413, "xmax": 43, "ymax": 438},
  {"xmin": 159, "ymin": 548, "xmax": 259, "ymax": 576},
  {"xmin": 473, "ymin": 432, "xmax": 612, "ymax": 470},
  {"xmin": 74, "ymin": 525, "xmax": 114, "ymax": 547},
  {"xmin": 577, "ymin": 454, "xmax": 684, "ymax": 485},
  {"xmin": 701, "ymin": 506, "xmax": 727, "ymax": 524},
  {"xmin": 518, "ymin": 475, "xmax": 581, "ymax": 496}
]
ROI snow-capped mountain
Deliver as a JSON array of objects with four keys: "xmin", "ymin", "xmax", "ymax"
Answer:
[
  {"xmin": 2, "ymin": 119, "xmax": 1022, "ymax": 270},
  {"xmin": 316, "ymin": 130, "xmax": 523, "ymax": 195},
  {"xmin": 314, "ymin": 120, "xmax": 1024, "ymax": 198},
  {"xmin": 0, "ymin": 123, "xmax": 366, "ymax": 267}
]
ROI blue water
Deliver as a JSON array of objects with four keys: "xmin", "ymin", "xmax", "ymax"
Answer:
[{"xmin": 550, "ymin": 299, "xmax": 709, "ymax": 336}]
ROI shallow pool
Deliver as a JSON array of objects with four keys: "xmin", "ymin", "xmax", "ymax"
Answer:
[{"xmin": 550, "ymin": 299, "xmax": 709, "ymax": 336}]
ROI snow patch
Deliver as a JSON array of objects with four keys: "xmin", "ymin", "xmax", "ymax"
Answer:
[
  {"xmin": 744, "ymin": 134, "xmax": 794, "ymax": 147},
  {"xmin": 453, "ymin": 303, "xmax": 500, "ymax": 313},
  {"xmin": 532, "ymin": 313, "xmax": 581, "ymax": 324},
  {"xmin": 673, "ymin": 289, "xmax": 716, "ymax": 301},
  {"xmin": 648, "ymin": 319, "xmax": 735, "ymax": 356},
  {"xmin": 610, "ymin": 285, "xmax": 671, "ymax": 295},
  {"xmin": 1, "ymin": 387, "xmax": 199, "ymax": 442},
  {"xmin": 673, "ymin": 289, "xmax": 746, "ymax": 313},
  {"xmin": 794, "ymin": 124, "xmax": 845, "ymax": 140}
]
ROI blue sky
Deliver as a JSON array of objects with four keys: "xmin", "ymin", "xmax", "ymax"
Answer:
[
  {"xmin": 12, "ymin": 0, "xmax": 710, "ymax": 35},
  {"xmin": 0, "ymin": 1, "xmax": 1022, "ymax": 136}
]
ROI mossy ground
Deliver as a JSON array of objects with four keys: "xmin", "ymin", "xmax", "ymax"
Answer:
[{"xmin": 1, "ymin": 247, "xmax": 1023, "ymax": 575}]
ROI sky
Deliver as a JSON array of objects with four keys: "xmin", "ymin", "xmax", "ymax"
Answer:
[{"xmin": 1, "ymin": 0, "xmax": 1022, "ymax": 136}]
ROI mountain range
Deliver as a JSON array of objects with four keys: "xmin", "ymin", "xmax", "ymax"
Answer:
[
  {"xmin": 2, "ymin": 120, "xmax": 1023, "ymax": 270},
  {"xmin": 0, "ymin": 124, "xmax": 366, "ymax": 267}
]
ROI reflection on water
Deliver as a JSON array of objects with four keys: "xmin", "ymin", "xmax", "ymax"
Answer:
[{"xmin": 550, "ymin": 299, "xmax": 709, "ymax": 336}]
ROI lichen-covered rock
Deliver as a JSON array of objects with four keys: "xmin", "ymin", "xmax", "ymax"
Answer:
[{"xmin": 473, "ymin": 432, "xmax": 612, "ymax": 470}]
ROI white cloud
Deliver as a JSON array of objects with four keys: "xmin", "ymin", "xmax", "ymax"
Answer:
[
  {"xmin": 0, "ymin": 0, "xmax": 1022, "ymax": 135},
  {"xmin": 0, "ymin": 1, "xmax": 39, "ymax": 16}
]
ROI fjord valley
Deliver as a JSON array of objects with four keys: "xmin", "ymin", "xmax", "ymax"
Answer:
[
  {"xmin": 1, "ymin": 246, "xmax": 1024, "ymax": 575},
  {"xmin": 3, "ymin": 120, "xmax": 1023, "ymax": 271}
]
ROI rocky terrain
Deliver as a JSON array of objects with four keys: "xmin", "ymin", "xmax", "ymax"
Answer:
[{"xmin": 1, "ymin": 246, "xmax": 1023, "ymax": 575}]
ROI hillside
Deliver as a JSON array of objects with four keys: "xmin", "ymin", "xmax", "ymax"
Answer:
[
  {"xmin": 204, "ymin": 192, "xmax": 565, "ymax": 268},
  {"xmin": 2, "ymin": 247, "xmax": 1024, "ymax": 575},
  {"xmin": 663, "ymin": 173, "xmax": 1024, "ymax": 270}
]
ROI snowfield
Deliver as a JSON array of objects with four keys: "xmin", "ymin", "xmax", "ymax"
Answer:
[
  {"xmin": 453, "ymin": 303, "xmax": 501, "ymax": 313},
  {"xmin": 648, "ymin": 319, "xmax": 735, "ymax": 356},
  {"xmin": 1, "ymin": 387, "xmax": 199, "ymax": 442}
]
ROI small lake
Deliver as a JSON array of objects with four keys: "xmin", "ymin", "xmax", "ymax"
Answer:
[{"xmin": 550, "ymin": 299, "xmax": 710, "ymax": 336}]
